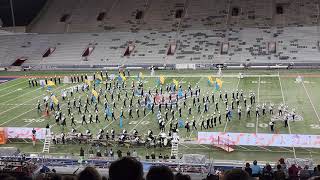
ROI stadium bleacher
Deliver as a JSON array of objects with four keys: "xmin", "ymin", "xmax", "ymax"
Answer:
[
  {"xmin": 2, "ymin": 1, "xmax": 320, "ymax": 179},
  {"xmin": 0, "ymin": 0, "xmax": 318, "ymax": 68}
]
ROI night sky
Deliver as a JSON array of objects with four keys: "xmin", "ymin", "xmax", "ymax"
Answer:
[{"xmin": 0, "ymin": 0, "xmax": 47, "ymax": 27}]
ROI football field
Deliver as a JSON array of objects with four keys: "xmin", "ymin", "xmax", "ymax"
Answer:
[{"xmin": 0, "ymin": 70, "xmax": 320, "ymax": 163}]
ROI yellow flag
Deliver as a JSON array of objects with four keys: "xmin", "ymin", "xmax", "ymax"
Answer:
[
  {"xmin": 85, "ymin": 79, "xmax": 91, "ymax": 87},
  {"xmin": 51, "ymin": 95, "xmax": 59, "ymax": 105},
  {"xmin": 216, "ymin": 78, "xmax": 223, "ymax": 88},
  {"xmin": 138, "ymin": 72, "xmax": 144, "ymax": 79},
  {"xmin": 47, "ymin": 81, "xmax": 55, "ymax": 86},
  {"xmin": 172, "ymin": 79, "xmax": 179, "ymax": 87},
  {"xmin": 159, "ymin": 75, "xmax": 165, "ymax": 84},
  {"xmin": 120, "ymin": 73, "xmax": 126, "ymax": 81},
  {"xmin": 97, "ymin": 74, "xmax": 103, "ymax": 81},
  {"xmin": 92, "ymin": 89, "xmax": 98, "ymax": 98},
  {"xmin": 208, "ymin": 76, "xmax": 214, "ymax": 84}
]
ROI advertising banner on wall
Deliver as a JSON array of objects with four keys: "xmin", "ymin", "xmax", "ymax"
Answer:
[
  {"xmin": 7, "ymin": 127, "xmax": 48, "ymax": 140},
  {"xmin": 198, "ymin": 132, "xmax": 320, "ymax": 148}
]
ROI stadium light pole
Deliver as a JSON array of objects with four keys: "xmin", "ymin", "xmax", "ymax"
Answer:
[{"xmin": 9, "ymin": 0, "xmax": 16, "ymax": 30}]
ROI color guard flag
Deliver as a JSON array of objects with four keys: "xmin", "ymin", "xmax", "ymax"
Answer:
[
  {"xmin": 47, "ymin": 81, "xmax": 55, "ymax": 87},
  {"xmin": 119, "ymin": 115, "xmax": 123, "ymax": 128},
  {"xmin": 119, "ymin": 73, "xmax": 126, "ymax": 81},
  {"xmin": 106, "ymin": 107, "xmax": 112, "ymax": 117},
  {"xmin": 178, "ymin": 119, "xmax": 185, "ymax": 128},
  {"xmin": 51, "ymin": 95, "xmax": 59, "ymax": 105},
  {"xmin": 159, "ymin": 75, "xmax": 165, "ymax": 84},
  {"xmin": 92, "ymin": 89, "xmax": 98, "ymax": 98},
  {"xmin": 207, "ymin": 76, "xmax": 214, "ymax": 86},
  {"xmin": 96, "ymin": 74, "xmax": 103, "ymax": 84},
  {"xmin": 97, "ymin": 74, "xmax": 103, "ymax": 81},
  {"xmin": 85, "ymin": 79, "xmax": 91, "ymax": 87},
  {"xmin": 138, "ymin": 72, "xmax": 144, "ymax": 79},
  {"xmin": 172, "ymin": 79, "xmax": 179, "ymax": 87},
  {"xmin": 216, "ymin": 78, "xmax": 223, "ymax": 88}
]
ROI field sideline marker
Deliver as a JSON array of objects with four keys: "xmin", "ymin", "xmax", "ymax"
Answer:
[
  {"xmin": 278, "ymin": 72, "xmax": 297, "ymax": 159},
  {"xmin": 0, "ymin": 79, "xmax": 25, "ymax": 91},
  {"xmin": 255, "ymin": 76, "xmax": 261, "ymax": 133},
  {"xmin": 223, "ymin": 76, "xmax": 241, "ymax": 133}
]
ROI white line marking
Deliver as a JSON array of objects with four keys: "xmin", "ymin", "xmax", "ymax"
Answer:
[
  {"xmin": 223, "ymin": 76, "xmax": 241, "ymax": 133},
  {"xmin": 0, "ymin": 88, "xmax": 24, "ymax": 98},
  {"xmin": 0, "ymin": 85, "xmax": 68, "ymax": 126},
  {"xmin": 256, "ymin": 76, "xmax": 261, "ymax": 133},
  {"xmin": 300, "ymin": 76, "xmax": 320, "ymax": 123},
  {"xmin": 0, "ymin": 88, "xmax": 43, "ymax": 115},
  {"xmin": 0, "ymin": 79, "xmax": 25, "ymax": 91},
  {"xmin": 278, "ymin": 72, "xmax": 297, "ymax": 159}
]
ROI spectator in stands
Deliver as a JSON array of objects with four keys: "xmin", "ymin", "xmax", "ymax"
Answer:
[
  {"xmin": 62, "ymin": 175, "xmax": 76, "ymax": 180},
  {"xmin": 251, "ymin": 160, "xmax": 261, "ymax": 177},
  {"xmin": 146, "ymin": 165, "xmax": 174, "ymax": 180},
  {"xmin": 244, "ymin": 162, "xmax": 252, "ymax": 176},
  {"xmin": 109, "ymin": 157, "xmax": 143, "ymax": 180},
  {"xmin": 288, "ymin": 164, "xmax": 300, "ymax": 180},
  {"xmin": 205, "ymin": 174, "xmax": 219, "ymax": 180},
  {"xmin": 261, "ymin": 164, "xmax": 273, "ymax": 180},
  {"xmin": 299, "ymin": 165, "xmax": 312, "ymax": 180},
  {"xmin": 158, "ymin": 153, "xmax": 163, "ymax": 159},
  {"xmin": 222, "ymin": 169, "xmax": 250, "ymax": 180},
  {"xmin": 274, "ymin": 164, "xmax": 286, "ymax": 180},
  {"xmin": 51, "ymin": 174, "xmax": 62, "ymax": 180},
  {"xmin": 0, "ymin": 174, "xmax": 16, "ymax": 180},
  {"xmin": 127, "ymin": 150, "xmax": 131, "ymax": 156},
  {"xmin": 278, "ymin": 158, "xmax": 286, "ymax": 170},
  {"xmin": 78, "ymin": 167, "xmax": 101, "ymax": 180},
  {"xmin": 175, "ymin": 172, "xmax": 191, "ymax": 180},
  {"xmin": 313, "ymin": 165, "xmax": 320, "ymax": 176}
]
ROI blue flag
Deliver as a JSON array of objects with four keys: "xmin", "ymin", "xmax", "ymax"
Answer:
[
  {"xmin": 119, "ymin": 115, "xmax": 123, "ymax": 128},
  {"xmin": 95, "ymin": 79, "xmax": 101, "ymax": 85},
  {"xmin": 106, "ymin": 107, "xmax": 112, "ymax": 117},
  {"xmin": 215, "ymin": 82, "xmax": 220, "ymax": 90},
  {"xmin": 178, "ymin": 119, "xmax": 184, "ymax": 128},
  {"xmin": 178, "ymin": 88, "xmax": 183, "ymax": 97}
]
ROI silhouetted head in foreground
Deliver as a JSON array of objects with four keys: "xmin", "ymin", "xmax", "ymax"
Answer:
[
  {"xmin": 109, "ymin": 157, "xmax": 143, "ymax": 180},
  {"xmin": 222, "ymin": 169, "xmax": 250, "ymax": 180},
  {"xmin": 146, "ymin": 165, "xmax": 174, "ymax": 180}
]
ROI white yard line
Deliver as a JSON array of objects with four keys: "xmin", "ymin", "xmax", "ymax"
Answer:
[
  {"xmin": 179, "ymin": 143, "xmax": 190, "ymax": 149},
  {"xmin": 223, "ymin": 76, "xmax": 241, "ymax": 133},
  {"xmin": 255, "ymin": 76, "xmax": 261, "ymax": 133},
  {"xmin": 278, "ymin": 73, "xmax": 297, "ymax": 159},
  {"xmin": 0, "ymin": 85, "xmax": 68, "ymax": 126},
  {"xmin": 129, "ymin": 74, "xmax": 279, "ymax": 78},
  {"xmin": 154, "ymin": 77, "xmax": 198, "ymax": 138},
  {"xmin": 101, "ymin": 89, "xmax": 157, "ymax": 131},
  {"xmin": 0, "ymin": 79, "xmax": 25, "ymax": 91},
  {"xmin": 0, "ymin": 103, "xmax": 37, "ymax": 106},
  {"xmin": 0, "ymin": 87, "xmax": 42, "ymax": 105},
  {"xmin": 300, "ymin": 76, "xmax": 320, "ymax": 123},
  {"xmin": 0, "ymin": 87, "xmax": 26, "ymax": 98},
  {"xmin": 0, "ymin": 88, "xmax": 43, "ymax": 115},
  {"xmin": 197, "ymin": 144, "xmax": 210, "ymax": 149},
  {"xmin": 187, "ymin": 77, "xmax": 205, "ymax": 139}
]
